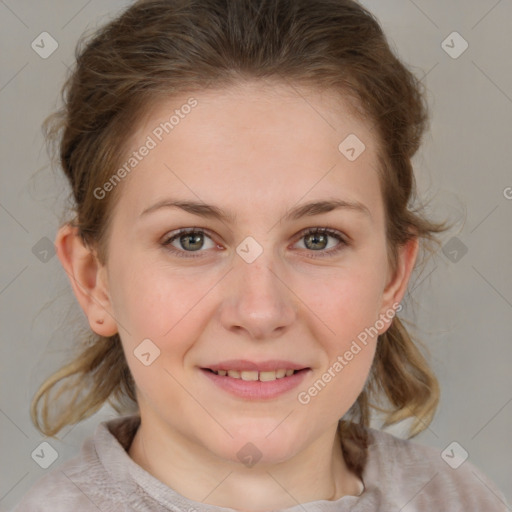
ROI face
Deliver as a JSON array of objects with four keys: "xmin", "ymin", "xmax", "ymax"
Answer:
[{"xmin": 96, "ymin": 82, "xmax": 410, "ymax": 465}]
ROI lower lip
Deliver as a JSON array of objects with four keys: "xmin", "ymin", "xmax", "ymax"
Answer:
[{"xmin": 200, "ymin": 368, "xmax": 310, "ymax": 400}]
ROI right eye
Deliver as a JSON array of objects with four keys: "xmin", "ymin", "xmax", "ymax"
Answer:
[{"xmin": 161, "ymin": 228, "xmax": 218, "ymax": 258}]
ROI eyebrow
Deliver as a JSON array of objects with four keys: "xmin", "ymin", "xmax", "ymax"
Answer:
[{"xmin": 139, "ymin": 198, "xmax": 372, "ymax": 223}]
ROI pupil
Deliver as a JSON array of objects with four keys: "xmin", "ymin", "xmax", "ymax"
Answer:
[
  {"xmin": 183, "ymin": 233, "xmax": 203, "ymax": 250},
  {"xmin": 307, "ymin": 233, "xmax": 327, "ymax": 250}
]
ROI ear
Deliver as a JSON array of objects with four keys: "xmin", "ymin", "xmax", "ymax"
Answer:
[
  {"xmin": 377, "ymin": 235, "xmax": 419, "ymax": 334},
  {"xmin": 55, "ymin": 223, "xmax": 118, "ymax": 337}
]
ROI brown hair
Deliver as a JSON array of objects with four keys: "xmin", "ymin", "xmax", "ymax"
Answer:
[{"xmin": 33, "ymin": 0, "xmax": 449, "ymax": 476}]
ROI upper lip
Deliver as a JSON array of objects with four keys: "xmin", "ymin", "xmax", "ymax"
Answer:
[{"xmin": 202, "ymin": 359, "xmax": 310, "ymax": 372}]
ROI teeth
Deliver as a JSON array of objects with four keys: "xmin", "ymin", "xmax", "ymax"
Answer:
[
  {"xmin": 212, "ymin": 368, "xmax": 299, "ymax": 381},
  {"xmin": 259, "ymin": 371, "xmax": 278, "ymax": 382},
  {"xmin": 241, "ymin": 371, "xmax": 259, "ymax": 381}
]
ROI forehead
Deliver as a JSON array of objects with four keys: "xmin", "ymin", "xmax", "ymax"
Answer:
[{"xmin": 113, "ymin": 81, "xmax": 383, "ymax": 223}]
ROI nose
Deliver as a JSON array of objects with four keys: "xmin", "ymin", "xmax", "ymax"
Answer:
[{"xmin": 218, "ymin": 254, "xmax": 298, "ymax": 340}]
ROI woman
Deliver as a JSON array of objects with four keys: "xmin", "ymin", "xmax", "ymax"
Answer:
[{"xmin": 13, "ymin": 0, "xmax": 509, "ymax": 510}]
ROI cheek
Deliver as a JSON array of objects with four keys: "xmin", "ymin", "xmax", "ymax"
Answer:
[
  {"xmin": 300, "ymin": 275, "xmax": 380, "ymax": 416},
  {"xmin": 108, "ymin": 260, "xmax": 213, "ymax": 400},
  {"xmin": 301, "ymin": 262, "xmax": 387, "ymax": 340},
  {"xmin": 109, "ymin": 258, "xmax": 215, "ymax": 338},
  {"xmin": 108, "ymin": 259, "xmax": 225, "ymax": 399},
  {"xmin": 293, "ymin": 263, "xmax": 385, "ymax": 407}
]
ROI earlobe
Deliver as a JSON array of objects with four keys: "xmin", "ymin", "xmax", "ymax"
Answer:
[
  {"xmin": 378, "ymin": 236, "xmax": 419, "ymax": 334},
  {"xmin": 55, "ymin": 223, "xmax": 118, "ymax": 337}
]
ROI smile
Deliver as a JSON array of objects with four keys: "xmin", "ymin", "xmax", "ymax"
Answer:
[{"xmin": 199, "ymin": 365, "xmax": 311, "ymax": 400}]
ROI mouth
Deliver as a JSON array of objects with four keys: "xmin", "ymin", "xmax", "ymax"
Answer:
[{"xmin": 199, "ymin": 361, "xmax": 311, "ymax": 400}]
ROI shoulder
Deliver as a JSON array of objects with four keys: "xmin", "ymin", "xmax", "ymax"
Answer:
[
  {"xmin": 10, "ymin": 416, "xmax": 140, "ymax": 512},
  {"xmin": 10, "ymin": 443, "xmax": 106, "ymax": 512},
  {"xmin": 363, "ymin": 426, "xmax": 510, "ymax": 511}
]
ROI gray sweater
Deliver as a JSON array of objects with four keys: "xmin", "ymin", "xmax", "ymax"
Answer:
[{"xmin": 11, "ymin": 415, "xmax": 510, "ymax": 511}]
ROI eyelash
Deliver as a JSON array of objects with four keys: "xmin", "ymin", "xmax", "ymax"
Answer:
[{"xmin": 161, "ymin": 227, "xmax": 349, "ymax": 259}]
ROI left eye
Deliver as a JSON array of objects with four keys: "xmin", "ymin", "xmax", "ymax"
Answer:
[
  {"xmin": 296, "ymin": 228, "xmax": 344, "ymax": 252},
  {"xmin": 161, "ymin": 227, "xmax": 347, "ymax": 258}
]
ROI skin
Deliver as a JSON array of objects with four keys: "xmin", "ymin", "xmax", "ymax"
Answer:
[{"xmin": 56, "ymin": 81, "xmax": 418, "ymax": 512}]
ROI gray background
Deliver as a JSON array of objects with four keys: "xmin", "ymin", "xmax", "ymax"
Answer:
[{"xmin": 1, "ymin": 0, "xmax": 511, "ymax": 509}]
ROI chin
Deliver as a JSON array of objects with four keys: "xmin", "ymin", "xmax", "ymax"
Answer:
[{"xmin": 207, "ymin": 419, "xmax": 305, "ymax": 467}]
